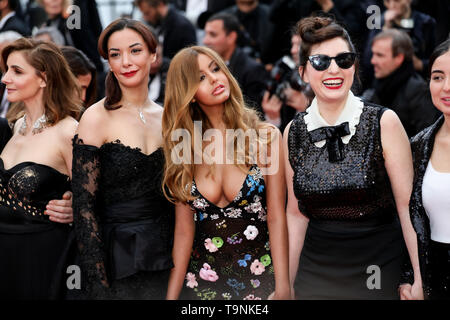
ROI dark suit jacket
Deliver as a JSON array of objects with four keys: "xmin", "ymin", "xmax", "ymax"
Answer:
[
  {"xmin": 223, "ymin": 4, "xmax": 277, "ymax": 64},
  {"xmin": 228, "ymin": 47, "xmax": 269, "ymax": 117},
  {"xmin": 172, "ymin": 0, "xmax": 235, "ymax": 13},
  {"xmin": 0, "ymin": 13, "xmax": 30, "ymax": 36},
  {"xmin": 46, "ymin": 0, "xmax": 104, "ymax": 72},
  {"xmin": 361, "ymin": 73, "xmax": 441, "ymax": 137},
  {"xmin": 161, "ymin": 7, "xmax": 197, "ymax": 59},
  {"xmin": 0, "ymin": 117, "xmax": 12, "ymax": 153}
]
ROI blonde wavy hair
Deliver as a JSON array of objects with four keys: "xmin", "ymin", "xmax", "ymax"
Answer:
[{"xmin": 162, "ymin": 46, "xmax": 272, "ymax": 203}]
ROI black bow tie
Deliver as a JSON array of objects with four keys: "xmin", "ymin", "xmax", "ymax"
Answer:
[{"xmin": 309, "ymin": 122, "xmax": 350, "ymax": 162}]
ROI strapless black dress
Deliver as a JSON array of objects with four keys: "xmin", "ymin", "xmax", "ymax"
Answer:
[
  {"xmin": 0, "ymin": 159, "xmax": 73, "ymax": 299},
  {"xmin": 72, "ymin": 136, "xmax": 174, "ymax": 299}
]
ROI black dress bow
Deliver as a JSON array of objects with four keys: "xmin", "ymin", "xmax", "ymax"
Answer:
[{"xmin": 309, "ymin": 121, "xmax": 350, "ymax": 162}]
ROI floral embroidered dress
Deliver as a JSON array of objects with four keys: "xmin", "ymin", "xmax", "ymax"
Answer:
[{"xmin": 182, "ymin": 165, "xmax": 275, "ymax": 300}]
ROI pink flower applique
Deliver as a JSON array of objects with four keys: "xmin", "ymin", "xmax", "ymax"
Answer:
[
  {"xmin": 250, "ymin": 259, "xmax": 265, "ymax": 275},
  {"xmin": 185, "ymin": 272, "xmax": 198, "ymax": 289},
  {"xmin": 243, "ymin": 225, "xmax": 259, "ymax": 240},
  {"xmin": 199, "ymin": 263, "xmax": 219, "ymax": 282},
  {"xmin": 204, "ymin": 238, "xmax": 218, "ymax": 252}
]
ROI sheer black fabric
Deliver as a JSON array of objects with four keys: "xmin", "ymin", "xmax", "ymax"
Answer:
[
  {"xmin": 0, "ymin": 159, "xmax": 73, "ymax": 299},
  {"xmin": 72, "ymin": 135, "xmax": 174, "ymax": 299},
  {"xmin": 71, "ymin": 136, "xmax": 108, "ymax": 297}
]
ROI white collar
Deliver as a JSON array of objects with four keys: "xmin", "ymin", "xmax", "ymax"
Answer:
[
  {"xmin": 0, "ymin": 12, "xmax": 15, "ymax": 30},
  {"xmin": 304, "ymin": 91, "xmax": 364, "ymax": 147}
]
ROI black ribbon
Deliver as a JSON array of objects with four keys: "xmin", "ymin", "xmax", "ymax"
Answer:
[{"xmin": 309, "ymin": 122, "xmax": 350, "ymax": 162}]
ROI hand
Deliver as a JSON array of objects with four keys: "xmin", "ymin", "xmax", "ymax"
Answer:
[
  {"xmin": 262, "ymin": 91, "xmax": 282, "ymax": 120},
  {"xmin": 285, "ymin": 87, "xmax": 309, "ymax": 112},
  {"xmin": 399, "ymin": 282, "xmax": 424, "ymax": 300},
  {"xmin": 290, "ymin": 286, "xmax": 296, "ymax": 300},
  {"xmin": 45, "ymin": 191, "xmax": 73, "ymax": 224},
  {"xmin": 315, "ymin": 0, "xmax": 334, "ymax": 12},
  {"xmin": 383, "ymin": 9, "xmax": 400, "ymax": 28},
  {"xmin": 268, "ymin": 289, "xmax": 291, "ymax": 300}
]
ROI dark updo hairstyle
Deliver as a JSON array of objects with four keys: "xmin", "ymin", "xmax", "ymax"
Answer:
[
  {"xmin": 296, "ymin": 16, "xmax": 358, "ymax": 77},
  {"xmin": 428, "ymin": 38, "xmax": 450, "ymax": 79},
  {"xmin": 98, "ymin": 18, "xmax": 158, "ymax": 110},
  {"xmin": 61, "ymin": 46, "xmax": 97, "ymax": 107}
]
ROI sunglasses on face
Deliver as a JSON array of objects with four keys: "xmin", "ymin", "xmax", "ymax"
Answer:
[{"xmin": 308, "ymin": 52, "xmax": 357, "ymax": 71}]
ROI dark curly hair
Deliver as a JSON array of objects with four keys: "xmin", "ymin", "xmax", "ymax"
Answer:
[{"xmin": 296, "ymin": 16, "xmax": 360, "ymax": 88}]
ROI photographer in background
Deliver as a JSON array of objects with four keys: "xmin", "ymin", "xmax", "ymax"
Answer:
[{"xmin": 262, "ymin": 33, "xmax": 313, "ymax": 132}]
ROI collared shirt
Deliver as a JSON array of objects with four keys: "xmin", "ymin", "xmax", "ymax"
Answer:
[{"xmin": 304, "ymin": 91, "xmax": 364, "ymax": 148}]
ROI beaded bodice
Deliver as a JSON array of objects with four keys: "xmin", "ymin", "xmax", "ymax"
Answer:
[
  {"xmin": 0, "ymin": 158, "xmax": 70, "ymax": 224},
  {"xmin": 288, "ymin": 104, "xmax": 396, "ymax": 221}
]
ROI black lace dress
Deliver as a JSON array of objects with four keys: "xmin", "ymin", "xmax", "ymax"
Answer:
[
  {"xmin": 181, "ymin": 165, "xmax": 275, "ymax": 300},
  {"xmin": 288, "ymin": 104, "xmax": 407, "ymax": 299},
  {"xmin": 0, "ymin": 159, "xmax": 74, "ymax": 299},
  {"xmin": 71, "ymin": 136, "xmax": 174, "ymax": 299}
]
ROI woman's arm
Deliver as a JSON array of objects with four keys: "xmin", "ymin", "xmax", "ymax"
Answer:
[
  {"xmin": 44, "ymin": 118, "xmax": 79, "ymax": 224},
  {"xmin": 380, "ymin": 110, "xmax": 423, "ymax": 300},
  {"xmin": 264, "ymin": 126, "xmax": 290, "ymax": 300},
  {"xmin": 283, "ymin": 121, "xmax": 309, "ymax": 299},
  {"xmin": 166, "ymin": 201, "xmax": 195, "ymax": 300},
  {"xmin": 71, "ymin": 105, "xmax": 110, "ymax": 296}
]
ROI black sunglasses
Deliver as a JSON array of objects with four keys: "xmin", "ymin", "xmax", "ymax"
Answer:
[{"xmin": 308, "ymin": 52, "xmax": 357, "ymax": 71}]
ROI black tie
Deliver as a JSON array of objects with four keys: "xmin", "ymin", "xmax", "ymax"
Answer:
[{"xmin": 309, "ymin": 122, "xmax": 350, "ymax": 163}]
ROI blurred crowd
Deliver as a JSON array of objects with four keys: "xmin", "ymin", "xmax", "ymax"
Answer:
[{"xmin": 0, "ymin": 0, "xmax": 449, "ymax": 137}]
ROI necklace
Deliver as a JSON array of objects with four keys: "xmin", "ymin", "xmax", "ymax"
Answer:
[
  {"xmin": 19, "ymin": 113, "xmax": 48, "ymax": 135},
  {"xmin": 123, "ymin": 99, "xmax": 150, "ymax": 125},
  {"xmin": 138, "ymin": 107, "xmax": 146, "ymax": 124}
]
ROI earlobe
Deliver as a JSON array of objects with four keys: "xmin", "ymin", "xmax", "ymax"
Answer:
[
  {"xmin": 299, "ymin": 66, "xmax": 308, "ymax": 83},
  {"xmin": 39, "ymin": 73, "xmax": 47, "ymax": 88},
  {"xmin": 151, "ymin": 53, "xmax": 157, "ymax": 63},
  {"xmin": 395, "ymin": 53, "xmax": 405, "ymax": 67}
]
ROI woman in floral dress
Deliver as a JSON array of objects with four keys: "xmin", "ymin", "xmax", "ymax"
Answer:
[{"xmin": 162, "ymin": 46, "xmax": 290, "ymax": 300}]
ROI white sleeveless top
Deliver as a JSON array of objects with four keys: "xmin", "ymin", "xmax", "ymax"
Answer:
[{"xmin": 422, "ymin": 161, "xmax": 450, "ymax": 243}]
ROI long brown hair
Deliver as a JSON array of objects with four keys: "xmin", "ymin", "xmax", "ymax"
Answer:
[
  {"xmin": 98, "ymin": 18, "xmax": 157, "ymax": 110},
  {"xmin": 1, "ymin": 38, "xmax": 82, "ymax": 123},
  {"xmin": 162, "ymin": 46, "xmax": 271, "ymax": 203},
  {"xmin": 61, "ymin": 46, "xmax": 97, "ymax": 107}
]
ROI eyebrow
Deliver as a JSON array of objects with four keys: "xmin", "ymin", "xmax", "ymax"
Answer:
[
  {"xmin": 431, "ymin": 70, "xmax": 444, "ymax": 74},
  {"xmin": 198, "ymin": 60, "xmax": 217, "ymax": 73},
  {"xmin": 109, "ymin": 43, "xmax": 143, "ymax": 52},
  {"xmin": 10, "ymin": 65, "xmax": 23, "ymax": 70}
]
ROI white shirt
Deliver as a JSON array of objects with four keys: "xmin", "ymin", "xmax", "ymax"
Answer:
[
  {"xmin": 185, "ymin": 0, "xmax": 208, "ymax": 25},
  {"xmin": 422, "ymin": 161, "xmax": 450, "ymax": 243},
  {"xmin": 304, "ymin": 91, "xmax": 364, "ymax": 148}
]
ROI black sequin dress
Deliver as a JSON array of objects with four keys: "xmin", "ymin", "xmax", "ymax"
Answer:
[
  {"xmin": 0, "ymin": 159, "xmax": 74, "ymax": 299},
  {"xmin": 181, "ymin": 165, "xmax": 275, "ymax": 300},
  {"xmin": 288, "ymin": 99, "xmax": 407, "ymax": 299},
  {"xmin": 72, "ymin": 136, "xmax": 174, "ymax": 299}
]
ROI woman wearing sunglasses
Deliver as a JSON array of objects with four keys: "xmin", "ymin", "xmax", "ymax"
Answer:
[{"xmin": 284, "ymin": 17, "xmax": 421, "ymax": 299}]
